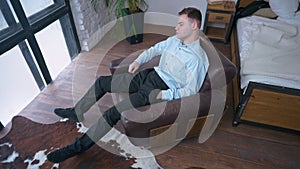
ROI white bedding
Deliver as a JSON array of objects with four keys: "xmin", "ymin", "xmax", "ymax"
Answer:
[{"xmin": 236, "ymin": 16, "xmax": 300, "ymax": 90}]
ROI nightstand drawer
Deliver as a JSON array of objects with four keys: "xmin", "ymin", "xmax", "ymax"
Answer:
[
  {"xmin": 208, "ymin": 12, "xmax": 231, "ymax": 23},
  {"xmin": 204, "ymin": 1, "xmax": 236, "ymax": 43}
]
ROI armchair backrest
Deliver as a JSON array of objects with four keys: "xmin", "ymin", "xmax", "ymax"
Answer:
[{"xmin": 198, "ymin": 36, "xmax": 237, "ymax": 92}]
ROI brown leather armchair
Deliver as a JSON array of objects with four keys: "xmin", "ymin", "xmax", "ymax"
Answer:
[{"xmin": 109, "ymin": 36, "xmax": 236, "ymax": 147}]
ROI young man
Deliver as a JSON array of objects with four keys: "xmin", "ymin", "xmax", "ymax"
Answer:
[{"xmin": 47, "ymin": 7, "xmax": 209, "ymax": 163}]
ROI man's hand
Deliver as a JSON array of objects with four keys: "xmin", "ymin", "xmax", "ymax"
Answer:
[
  {"xmin": 128, "ymin": 61, "xmax": 140, "ymax": 74},
  {"xmin": 156, "ymin": 90, "xmax": 162, "ymax": 100}
]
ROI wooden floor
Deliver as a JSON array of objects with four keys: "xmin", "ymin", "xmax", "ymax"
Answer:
[{"xmin": 1, "ymin": 24, "xmax": 300, "ymax": 169}]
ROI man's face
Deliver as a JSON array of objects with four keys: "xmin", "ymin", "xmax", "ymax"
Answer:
[{"xmin": 175, "ymin": 14, "xmax": 194, "ymax": 41}]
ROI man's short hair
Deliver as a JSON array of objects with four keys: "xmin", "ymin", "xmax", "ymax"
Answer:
[{"xmin": 178, "ymin": 7, "xmax": 202, "ymax": 29}]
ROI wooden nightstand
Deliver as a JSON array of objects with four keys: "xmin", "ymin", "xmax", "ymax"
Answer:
[{"xmin": 203, "ymin": 1, "xmax": 236, "ymax": 43}]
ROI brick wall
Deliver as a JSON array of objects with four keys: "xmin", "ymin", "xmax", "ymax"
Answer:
[{"xmin": 69, "ymin": 0, "xmax": 115, "ymax": 51}]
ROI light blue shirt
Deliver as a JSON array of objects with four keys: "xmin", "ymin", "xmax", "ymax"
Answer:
[{"xmin": 135, "ymin": 36, "xmax": 209, "ymax": 100}]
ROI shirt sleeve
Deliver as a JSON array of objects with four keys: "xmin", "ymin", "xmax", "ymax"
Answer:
[{"xmin": 135, "ymin": 38, "xmax": 170, "ymax": 64}]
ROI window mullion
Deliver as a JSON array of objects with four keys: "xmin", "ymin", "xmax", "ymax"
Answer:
[
  {"xmin": 0, "ymin": 0, "xmax": 15, "ymax": 26},
  {"xmin": 9, "ymin": 0, "xmax": 52, "ymax": 84},
  {"xmin": 19, "ymin": 41, "xmax": 45, "ymax": 90}
]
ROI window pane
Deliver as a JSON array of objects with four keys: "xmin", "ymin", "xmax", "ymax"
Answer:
[
  {"xmin": 20, "ymin": 0, "xmax": 54, "ymax": 17},
  {"xmin": 0, "ymin": 0, "xmax": 20, "ymax": 31},
  {"xmin": 0, "ymin": 10, "xmax": 9, "ymax": 30},
  {"xmin": 0, "ymin": 46, "xmax": 40, "ymax": 126},
  {"xmin": 35, "ymin": 20, "xmax": 71, "ymax": 79}
]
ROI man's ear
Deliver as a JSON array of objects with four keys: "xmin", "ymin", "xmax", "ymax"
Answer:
[{"xmin": 192, "ymin": 20, "xmax": 199, "ymax": 30}]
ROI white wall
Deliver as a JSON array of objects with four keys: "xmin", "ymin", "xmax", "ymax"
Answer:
[{"xmin": 145, "ymin": 0, "xmax": 208, "ymax": 30}]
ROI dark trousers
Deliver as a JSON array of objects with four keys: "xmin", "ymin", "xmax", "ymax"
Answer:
[{"xmin": 75, "ymin": 69, "xmax": 169, "ymax": 143}]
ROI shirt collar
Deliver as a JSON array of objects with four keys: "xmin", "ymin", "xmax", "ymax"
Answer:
[
  {"xmin": 186, "ymin": 38, "xmax": 200, "ymax": 49},
  {"xmin": 175, "ymin": 36, "xmax": 200, "ymax": 48}
]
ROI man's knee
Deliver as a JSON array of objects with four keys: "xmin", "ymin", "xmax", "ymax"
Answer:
[
  {"xmin": 102, "ymin": 107, "xmax": 121, "ymax": 127},
  {"xmin": 95, "ymin": 76, "xmax": 112, "ymax": 92},
  {"xmin": 129, "ymin": 92, "xmax": 149, "ymax": 108}
]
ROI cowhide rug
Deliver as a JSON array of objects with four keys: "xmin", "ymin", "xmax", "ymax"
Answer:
[{"xmin": 0, "ymin": 116, "xmax": 162, "ymax": 169}]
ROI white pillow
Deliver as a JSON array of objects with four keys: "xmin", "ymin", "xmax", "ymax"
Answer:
[
  {"xmin": 269, "ymin": 0, "xmax": 299, "ymax": 19},
  {"xmin": 269, "ymin": 0, "xmax": 300, "ymax": 26}
]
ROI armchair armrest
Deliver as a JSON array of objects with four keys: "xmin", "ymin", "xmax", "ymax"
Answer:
[
  {"xmin": 120, "ymin": 90, "xmax": 212, "ymax": 137},
  {"xmin": 121, "ymin": 91, "xmax": 211, "ymax": 125}
]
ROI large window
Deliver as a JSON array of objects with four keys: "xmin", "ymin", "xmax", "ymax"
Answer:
[{"xmin": 0, "ymin": 0, "xmax": 80, "ymax": 127}]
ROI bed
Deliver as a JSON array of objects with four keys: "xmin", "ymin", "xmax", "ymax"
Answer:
[{"xmin": 231, "ymin": 0, "xmax": 300, "ymax": 133}]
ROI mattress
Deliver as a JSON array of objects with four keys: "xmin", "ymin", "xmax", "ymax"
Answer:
[{"xmin": 236, "ymin": 16, "xmax": 300, "ymax": 90}]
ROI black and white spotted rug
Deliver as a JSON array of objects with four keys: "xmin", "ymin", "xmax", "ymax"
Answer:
[{"xmin": 0, "ymin": 116, "xmax": 162, "ymax": 169}]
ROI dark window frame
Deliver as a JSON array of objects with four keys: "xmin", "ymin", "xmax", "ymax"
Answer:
[{"xmin": 0, "ymin": 0, "xmax": 81, "ymax": 86}]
